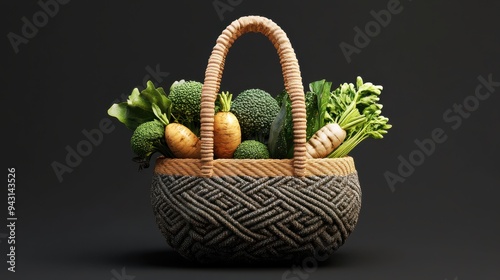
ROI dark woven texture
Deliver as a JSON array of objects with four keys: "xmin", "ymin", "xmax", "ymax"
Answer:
[{"xmin": 151, "ymin": 173, "xmax": 361, "ymax": 263}]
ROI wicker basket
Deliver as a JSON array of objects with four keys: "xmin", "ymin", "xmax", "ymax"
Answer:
[{"xmin": 151, "ymin": 15, "xmax": 362, "ymax": 263}]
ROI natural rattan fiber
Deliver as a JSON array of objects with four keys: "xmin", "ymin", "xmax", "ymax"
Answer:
[
  {"xmin": 154, "ymin": 157, "xmax": 356, "ymax": 177},
  {"xmin": 151, "ymin": 15, "xmax": 362, "ymax": 263},
  {"xmin": 199, "ymin": 15, "xmax": 307, "ymax": 177}
]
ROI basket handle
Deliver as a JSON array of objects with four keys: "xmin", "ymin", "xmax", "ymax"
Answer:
[{"xmin": 200, "ymin": 15, "xmax": 307, "ymax": 177}]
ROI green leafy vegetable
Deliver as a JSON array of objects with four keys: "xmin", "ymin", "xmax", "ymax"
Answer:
[
  {"xmin": 107, "ymin": 81, "xmax": 171, "ymax": 130},
  {"xmin": 268, "ymin": 101, "xmax": 286, "ymax": 159},
  {"xmin": 268, "ymin": 90, "xmax": 294, "ymax": 158},
  {"xmin": 302, "ymin": 76, "xmax": 392, "ymax": 158},
  {"xmin": 306, "ymin": 80, "xmax": 333, "ymax": 141},
  {"xmin": 327, "ymin": 76, "xmax": 391, "ymax": 157},
  {"xmin": 328, "ymin": 102, "xmax": 391, "ymax": 157},
  {"xmin": 107, "ymin": 81, "xmax": 175, "ymax": 168}
]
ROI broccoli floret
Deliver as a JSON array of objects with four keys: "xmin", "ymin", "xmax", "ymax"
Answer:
[
  {"xmin": 231, "ymin": 88, "xmax": 280, "ymax": 140},
  {"xmin": 130, "ymin": 119, "xmax": 171, "ymax": 169},
  {"xmin": 233, "ymin": 140, "xmax": 270, "ymax": 159},
  {"xmin": 169, "ymin": 80, "xmax": 203, "ymax": 134}
]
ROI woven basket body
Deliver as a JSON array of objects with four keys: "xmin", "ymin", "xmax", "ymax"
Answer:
[
  {"xmin": 151, "ymin": 15, "xmax": 362, "ymax": 262},
  {"xmin": 151, "ymin": 158, "xmax": 361, "ymax": 262}
]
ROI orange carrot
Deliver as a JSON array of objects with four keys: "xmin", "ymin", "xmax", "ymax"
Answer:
[
  {"xmin": 164, "ymin": 123, "xmax": 201, "ymax": 159},
  {"xmin": 214, "ymin": 92, "xmax": 241, "ymax": 158}
]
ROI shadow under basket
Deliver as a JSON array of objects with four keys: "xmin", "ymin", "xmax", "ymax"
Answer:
[{"xmin": 149, "ymin": 15, "xmax": 362, "ymax": 263}]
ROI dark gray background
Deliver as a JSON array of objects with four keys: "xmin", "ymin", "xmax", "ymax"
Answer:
[{"xmin": 2, "ymin": 0, "xmax": 499, "ymax": 279}]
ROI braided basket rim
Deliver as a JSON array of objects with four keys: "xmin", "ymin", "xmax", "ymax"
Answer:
[{"xmin": 153, "ymin": 156, "xmax": 357, "ymax": 177}]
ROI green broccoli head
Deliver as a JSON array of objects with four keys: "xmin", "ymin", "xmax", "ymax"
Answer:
[
  {"xmin": 130, "ymin": 119, "xmax": 170, "ymax": 169},
  {"xmin": 169, "ymin": 80, "xmax": 203, "ymax": 128},
  {"xmin": 233, "ymin": 140, "xmax": 270, "ymax": 159},
  {"xmin": 231, "ymin": 88, "xmax": 280, "ymax": 139}
]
